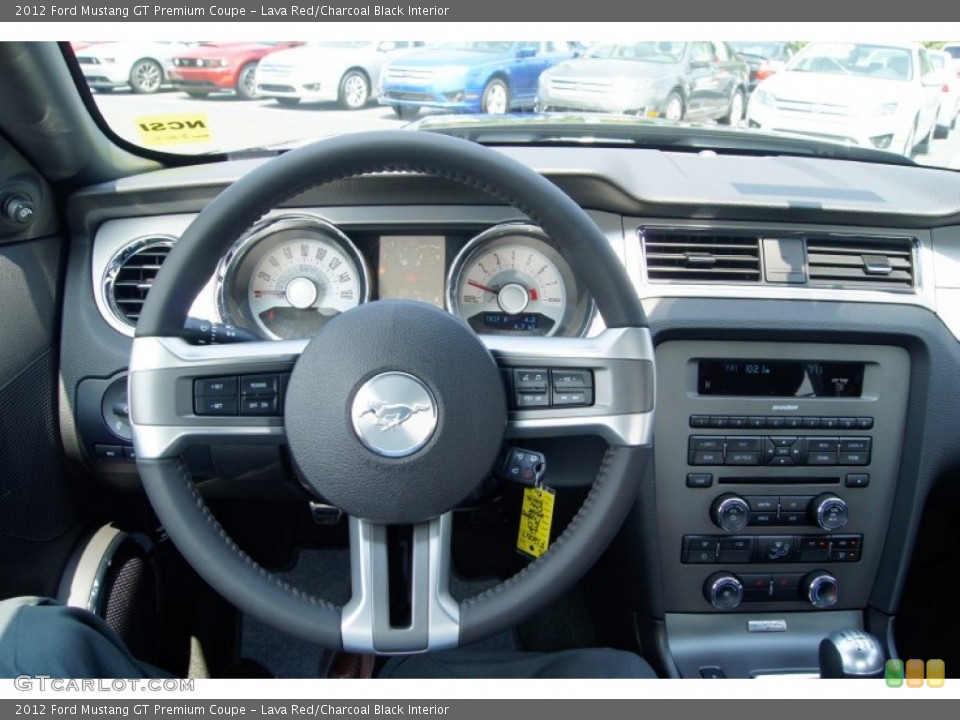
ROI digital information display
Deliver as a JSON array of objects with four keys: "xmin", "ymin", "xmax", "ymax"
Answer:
[
  {"xmin": 377, "ymin": 236, "xmax": 446, "ymax": 308},
  {"xmin": 698, "ymin": 360, "xmax": 865, "ymax": 397}
]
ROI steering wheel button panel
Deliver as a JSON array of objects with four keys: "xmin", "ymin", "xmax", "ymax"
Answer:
[{"xmin": 240, "ymin": 374, "xmax": 278, "ymax": 395}]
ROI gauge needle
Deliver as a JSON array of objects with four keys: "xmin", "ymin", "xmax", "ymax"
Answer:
[
  {"xmin": 467, "ymin": 279, "xmax": 499, "ymax": 294},
  {"xmin": 253, "ymin": 290, "xmax": 287, "ymax": 298}
]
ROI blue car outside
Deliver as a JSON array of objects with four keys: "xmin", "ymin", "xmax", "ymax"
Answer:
[{"xmin": 379, "ymin": 41, "xmax": 578, "ymax": 118}]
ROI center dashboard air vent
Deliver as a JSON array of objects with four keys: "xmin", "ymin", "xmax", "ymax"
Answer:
[
  {"xmin": 103, "ymin": 236, "xmax": 175, "ymax": 328},
  {"xmin": 806, "ymin": 236, "xmax": 915, "ymax": 290},
  {"xmin": 641, "ymin": 229, "xmax": 761, "ymax": 283}
]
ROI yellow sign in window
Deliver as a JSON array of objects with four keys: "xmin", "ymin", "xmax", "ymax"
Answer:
[{"xmin": 135, "ymin": 114, "xmax": 211, "ymax": 147}]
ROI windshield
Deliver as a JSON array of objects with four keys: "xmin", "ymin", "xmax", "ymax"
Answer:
[
  {"xmin": 586, "ymin": 42, "xmax": 686, "ymax": 63},
  {"xmin": 75, "ymin": 38, "xmax": 957, "ymax": 170},
  {"xmin": 789, "ymin": 43, "xmax": 915, "ymax": 80}
]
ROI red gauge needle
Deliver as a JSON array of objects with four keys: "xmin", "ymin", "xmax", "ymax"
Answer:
[{"xmin": 467, "ymin": 279, "xmax": 499, "ymax": 294}]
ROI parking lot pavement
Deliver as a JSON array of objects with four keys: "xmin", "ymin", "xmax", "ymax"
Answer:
[
  {"xmin": 93, "ymin": 90, "xmax": 407, "ymax": 155},
  {"xmin": 93, "ymin": 89, "xmax": 960, "ymax": 170}
]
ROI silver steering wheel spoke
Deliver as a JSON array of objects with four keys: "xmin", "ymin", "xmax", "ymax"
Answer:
[
  {"xmin": 341, "ymin": 512, "xmax": 459, "ymax": 654},
  {"xmin": 484, "ymin": 326, "xmax": 656, "ymax": 447},
  {"xmin": 128, "ymin": 335, "xmax": 306, "ymax": 460}
]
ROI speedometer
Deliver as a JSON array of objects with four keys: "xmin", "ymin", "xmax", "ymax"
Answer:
[
  {"xmin": 447, "ymin": 224, "xmax": 593, "ymax": 337},
  {"xmin": 218, "ymin": 215, "xmax": 370, "ymax": 340}
]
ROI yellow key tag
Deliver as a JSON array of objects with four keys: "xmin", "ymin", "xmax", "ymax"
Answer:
[{"xmin": 516, "ymin": 486, "xmax": 555, "ymax": 559}]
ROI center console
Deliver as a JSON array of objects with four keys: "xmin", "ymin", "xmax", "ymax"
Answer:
[{"xmin": 653, "ymin": 340, "xmax": 909, "ymax": 677}]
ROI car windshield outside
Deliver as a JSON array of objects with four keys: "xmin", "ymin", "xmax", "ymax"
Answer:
[
  {"xmin": 74, "ymin": 38, "xmax": 960, "ymax": 169},
  {"xmin": 585, "ymin": 42, "xmax": 687, "ymax": 63}
]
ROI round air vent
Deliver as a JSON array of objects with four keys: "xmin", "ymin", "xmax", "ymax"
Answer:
[{"xmin": 103, "ymin": 236, "xmax": 175, "ymax": 329}]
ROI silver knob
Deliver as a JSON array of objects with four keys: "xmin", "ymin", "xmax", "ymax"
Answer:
[
  {"xmin": 704, "ymin": 572, "xmax": 744, "ymax": 610},
  {"xmin": 802, "ymin": 570, "xmax": 840, "ymax": 608},
  {"xmin": 710, "ymin": 494, "xmax": 750, "ymax": 532},
  {"xmin": 811, "ymin": 493, "xmax": 848, "ymax": 531}
]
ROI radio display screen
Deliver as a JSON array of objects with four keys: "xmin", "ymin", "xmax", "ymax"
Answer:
[{"xmin": 697, "ymin": 360, "xmax": 865, "ymax": 397}]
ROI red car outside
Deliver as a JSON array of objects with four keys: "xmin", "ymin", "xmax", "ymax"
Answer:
[{"xmin": 168, "ymin": 41, "xmax": 303, "ymax": 100}]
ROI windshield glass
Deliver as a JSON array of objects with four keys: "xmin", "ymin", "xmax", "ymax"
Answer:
[
  {"xmin": 789, "ymin": 43, "xmax": 915, "ymax": 80},
  {"xmin": 74, "ymin": 38, "xmax": 958, "ymax": 170},
  {"xmin": 585, "ymin": 42, "xmax": 686, "ymax": 63}
]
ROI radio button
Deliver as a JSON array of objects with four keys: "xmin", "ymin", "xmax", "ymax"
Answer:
[
  {"xmin": 808, "ymin": 438, "xmax": 839, "ymax": 453},
  {"xmin": 726, "ymin": 436, "xmax": 762, "ymax": 452},
  {"xmin": 780, "ymin": 496, "xmax": 811, "ymax": 513},
  {"xmin": 770, "ymin": 436, "xmax": 799, "ymax": 447},
  {"xmin": 766, "ymin": 416, "xmax": 786, "ymax": 429},
  {"xmin": 807, "ymin": 452, "xmax": 838, "ymax": 466},
  {"xmin": 690, "ymin": 436, "xmax": 724, "ymax": 452},
  {"xmin": 686, "ymin": 473, "xmax": 714, "ymax": 488},
  {"xmin": 746, "ymin": 496, "xmax": 778, "ymax": 512},
  {"xmin": 839, "ymin": 451, "xmax": 870, "ymax": 466},
  {"xmin": 845, "ymin": 473, "xmax": 870, "ymax": 488},
  {"xmin": 690, "ymin": 450, "xmax": 723, "ymax": 465},
  {"xmin": 709, "ymin": 416, "xmax": 730, "ymax": 428},
  {"xmin": 728, "ymin": 416, "xmax": 749, "ymax": 428},
  {"xmin": 855, "ymin": 417, "xmax": 874, "ymax": 430},
  {"xmin": 801, "ymin": 417, "xmax": 821, "ymax": 429},
  {"xmin": 839, "ymin": 438, "xmax": 872, "ymax": 453},
  {"xmin": 838, "ymin": 417, "xmax": 858, "ymax": 430},
  {"xmin": 820, "ymin": 417, "xmax": 840, "ymax": 429},
  {"xmin": 783, "ymin": 417, "xmax": 803, "ymax": 429},
  {"xmin": 690, "ymin": 415, "xmax": 710, "ymax": 428},
  {"xmin": 747, "ymin": 416, "xmax": 767, "ymax": 428},
  {"xmin": 768, "ymin": 457, "xmax": 795, "ymax": 467},
  {"xmin": 726, "ymin": 452, "xmax": 761, "ymax": 465}
]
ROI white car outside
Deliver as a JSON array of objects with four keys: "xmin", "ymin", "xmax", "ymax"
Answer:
[
  {"xmin": 928, "ymin": 49, "xmax": 960, "ymax": 138},
  {"xmin": 256, "ymin": 41, "xmax": 422, "ymax": 109},
  {"xmin": 747, "ymin": 42, "xmax": 941, "ymax": 157},
  {"xmin": 75, "ymin": 41, "xmax": 194, "ymax": 94}
]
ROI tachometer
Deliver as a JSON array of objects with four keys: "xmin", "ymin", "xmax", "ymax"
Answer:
[
  {"xmin": 447, "ymin": 224, "xmax": 593, "ymax": 337},
  {"xmin": 217, "ymin": 215, "xmax": 370, "ymax": 340}
]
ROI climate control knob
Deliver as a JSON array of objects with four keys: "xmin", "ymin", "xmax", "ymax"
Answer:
[
  {"xmin": 710, "ymin": 494, "xmax": 750, "ymax": 532},
  {"xmin": 802, "ymin": 571, "xmax": 840, "ymax": 608},
  {"xmin": 704, "ymin": 572, "xmax": 744, "ymax": 610},
  {"xmin": 811, "ymin": 493, "xmax": 849, "ymax": 531}
]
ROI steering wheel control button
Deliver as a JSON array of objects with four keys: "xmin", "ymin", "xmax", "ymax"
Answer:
[
  {"xmin": 552, "ymin": 370, "xmax": 593, "ymax": 389},
  {"xmin": 553, "ymin": 389, "xmax": 591, "ymax": 406},
  {"xmin": 351, "ymin": 372, "xmax": 438, "ymax": 458},
  {"xmin": 516, "ymin": 392, "xmax": 550, "ymax": 408},
  {"xmin": 195, "ymin": 376, "xmax": 238, "ymax": 397},
  {"xmin": 94, "ymin": 444, "xmax": 124, "ymax": 461},
  {"xmin": 514, "ymin": 368, "xmax": 549, "ymax": 391},
  {"xmin": 195, "ymin": 397, "xmax": 238, "ymax": 416},
  {"xmin": 241, "ymin": 397, "xmax": 279, "ymax": 416},
  {"xmin": 241, "ymin": 374, "xmax": 278, "ymax": 396}
]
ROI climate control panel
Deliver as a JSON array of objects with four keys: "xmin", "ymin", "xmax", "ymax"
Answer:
[
  {"xmin": 703, "ymin": 570, "xmax": 840, "ymax": 609},
  {"xmin": 708, "ymin": 492, "xmax": 849, "ymax": 531}
]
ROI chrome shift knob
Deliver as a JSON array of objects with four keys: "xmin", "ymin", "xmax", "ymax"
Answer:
[{"xmin": 819, "ymin": 629, "xmax": 885, "ymax": 678}]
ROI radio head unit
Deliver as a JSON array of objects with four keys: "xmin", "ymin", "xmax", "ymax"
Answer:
[{"xmin": 697, "ymin": 359, "xmax": 865, "ymax": 398}]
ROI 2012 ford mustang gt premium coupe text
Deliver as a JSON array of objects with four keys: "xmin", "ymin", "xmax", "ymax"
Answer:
[{"xmin": 0, "ymin": 40, "xmax": 959, "ymax": 682}]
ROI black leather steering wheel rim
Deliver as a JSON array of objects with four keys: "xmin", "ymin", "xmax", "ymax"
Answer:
[{"xmin": 132, "ymin": 130, "xmax": 651, "ymax": 651}]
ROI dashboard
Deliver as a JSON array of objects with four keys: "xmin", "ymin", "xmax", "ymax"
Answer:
[{"xmin": 58, "ymin": 145, "xmax": 960, "ymax": 678}]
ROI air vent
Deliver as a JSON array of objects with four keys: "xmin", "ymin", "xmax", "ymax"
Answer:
[
  {"xmin": 104, "ymin": 237, "xmax": 175, "ymax": 327},
  {"xmin": 806, "ymin": 236, "xmax": 915, "ymax": 290},
  {"xmin": 641, "ymin": 230, "xmax": 761, "ymax": 283}
]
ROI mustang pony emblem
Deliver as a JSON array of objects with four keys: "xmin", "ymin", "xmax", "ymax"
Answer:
[{"xmin": 358, "ymin": 401, "xmax": 431, "ymax": 431}]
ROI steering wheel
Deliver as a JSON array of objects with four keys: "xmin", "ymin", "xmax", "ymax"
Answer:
[{"xmin": 129, "ymin": 131, "xmax": 655, "ymax": 653}]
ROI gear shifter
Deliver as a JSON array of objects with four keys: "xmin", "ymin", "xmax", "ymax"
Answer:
[{"xmin": 819, "ymin": 629, "xmax": 886, "ymax": 678}]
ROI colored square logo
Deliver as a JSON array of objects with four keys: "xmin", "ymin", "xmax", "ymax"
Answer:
[
  {"xmin": 926, "ymin": 659, "xmax": 945, "ymax": 688},
  {"xmin": 885, "ymin": 659, "xmax": 904, "ymax": 687},
  {"xmin": 906, "ymin": 658, "xmax": 925, "ymax": 687}
]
